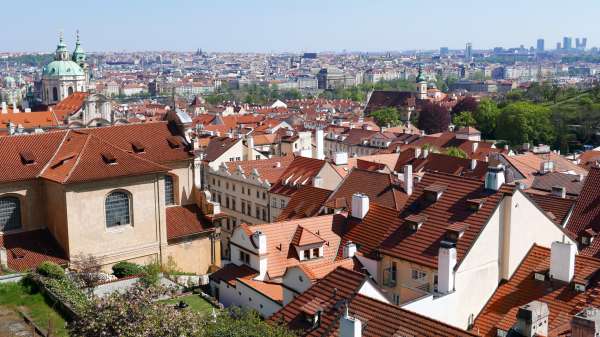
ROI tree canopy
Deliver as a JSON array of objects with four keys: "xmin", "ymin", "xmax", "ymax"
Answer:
[
  {"xmin": 418, "ymin": 101, "xmax": 450, "ymax": 134},
  {"xmin": 496, "ymin": 102, "xmax": 555, "ymax": 146},
  {"xmin": 371, "ymin": 107, "xmax": 401, "ymax": 127},
  {"xmin": 452, "ymin": 111, "xmax": 477, "ymax": 129}
]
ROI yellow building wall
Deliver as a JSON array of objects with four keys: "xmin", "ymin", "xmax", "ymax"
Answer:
[{"xmin": 166, "ymin": 236, "xmax": 220, "ymax": 275}]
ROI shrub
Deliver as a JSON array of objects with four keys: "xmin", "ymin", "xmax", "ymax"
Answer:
[
  {"xmin": 140, "ymin": 261, "xmax": 161, "ymax": 287},
  {"xmin": 36, "ymin": 261, "xmax": 65, "ymax": 279},
  {"xmin": 112, "ymin": 261, "xmax": 143, "ymax": 278},
  {"xmin": 44, "ymin": 277, "xmax": 90, "ymax": 313}
]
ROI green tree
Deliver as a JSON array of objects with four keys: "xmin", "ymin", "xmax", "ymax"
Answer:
[
  {"xmin": 204, "ymin": 307, "xmax": 296, "ymax": 337},
  {"xmin": 496, "ymin": 102, "xmax": 555, "ymax": 146},
  {"xmin": 452, "ymin": 111, "xmax": 476, "ymax": 128},
  {"xmin": 371, "ymin": 107, "xmax": 401, "ymax": 127},
  {"xmin": 473, "ymin": 98, "xmax": 500, "ymax": 139},
  {"xmin": 444, "ymin": 147, "xmax": 468, "ymax": 158}
]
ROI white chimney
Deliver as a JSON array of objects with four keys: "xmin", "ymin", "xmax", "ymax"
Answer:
[
  {"xmin": 313, "ymin": 176, "xmax": 323, "ymax": 188},
  {"xmin": 403, "ymin": 164, "xmax": 413, "ymax": 196},
  {"xmin": 252, "ymin": 230, "xmax": 267, "ymax": 255},
  {"xmin": 437, "ymin": 242, "xmax": 457, "ymax": 294},
  {"xmin": 423, "ymin": 148, "xmax": 430, "ymax": 158},
  {"xmin": 471, "ymin": 142, "xmax": 479, "ymax": 153},
  {"xmin": 333, "ymin": 152, "xmax": 348, "ymax": 165},
  {"xmin": 340, "ymin": 308, "xmax": 362, "ymax": 337},
  {"xmin": 572, "ymin": 307, "xmax": 600, "ymax": 337},
  {"xmin": 246, "ymin": 136, "xmax": 255, "ymax": 160},
  {"xmin": 13, "ymin": 103, "xmax": 19, "ymax": 113},
  {"xmin": 515, "ymin": 301, "xmax": 549, "ymax": 337},
  {"xmin": 550, "ymin": 241, "xmax": 576, "ymax": 283},
  {"xmin": 1, "ymin": 102, "xmax": 7, "ymax": 114},
  {"xmin": 0, "ymin": 247, "xmax": 7, "ymax": 270},
  {"xmin": 484, "ymin": 165, "xmax": 506, "ymax": 191},
  {"xmin": 343, "ymin": 241, "xmax": 357, "ymax": 258},
  {"xmin": 414, "ymin": 147, "xmax": 422, "ymax": 158},
  {"xmin": 351, "ymin": 193, "xmax": 369, "ymax": 219},
  {"xmin": 315, "ymin": 129, "xmax": 324, "ymax": 160},
  {"xmin": 470, "ymin": 159, "xmax": 477, "ymax": 170},
  {"xmin": 193, "ymin": 157, "xmax": 202, "ymax": 188}
]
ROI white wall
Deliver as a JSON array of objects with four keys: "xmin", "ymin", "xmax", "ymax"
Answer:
[
  {"xmin": 356, "ymin": 255, "xmax": 379, "ymax": 283},
  {"xmin": 236, "ymin": 281, "xmax": 282, "ymax": 318},
  {"xmin": 358, "ymin": 280, "xmax": 389, "ymax": 303}
]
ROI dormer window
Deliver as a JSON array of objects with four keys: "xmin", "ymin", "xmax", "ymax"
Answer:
[
  {"xmin": 574, "ymin": 283, "xmax": 587, "ymax": 292},
  {"xmin": 167, "ymin": 136, "xmax": 181, "ymax": 149},
  {"xmin": 581, "ymin": 229, "xmax": 596, "ymax": 246},
  {"xmin": 19, "ymin": 151, "xmax": 36, "ymax": 165},
  {"xmin": 131, "ymin": 141, "xmax": 145, "ymax": 153},
  {"xmin": 405, "ymin": 214, "xmax": 427, "ymax": 231},
  {"xmin": 446, "ymin": 222, "xmax": 468, "ymax": 241},
  {"xmin": 424, "ymin": 183, "xmax": 447, "ymax": 202},
  {"xmin": 101, "ymin": 152, "xmax": 117, "ymax": 165},
  {"xmin": 466, "ymin": 198, "xmax": 485, "ymax": 211}
]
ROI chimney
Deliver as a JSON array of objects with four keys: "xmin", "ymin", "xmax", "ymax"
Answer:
[
  {"xmin": 252, "ymin": 231, "xmax": 267, "ymax": 255},
  {"xmin": 403, "ymin": 164, "xmax": 413, "ymax": 196},
  {"xmin": 423, "ymin": 148, "xmax": 430, "ymax": 158},
  {"xmin": 437, "ymin": 241, "xmax": 457, "ymax": 294},
  {"xmin": 13, "ymin": 103, "xmax": 19, "ymax": 113},
  {"xmin": 572, "ymin": 307, "xmax": 600, "ymax": 337},
  {"xmin": 550, "ymin": 241, "xmax": 576, "ymax": 283},
  {"xmin": 414, "ymin": 147, "xmax": 422, "ymax": 158},
  {"xmin": 484, "ymin": 165, "xmax": 506, "ymax": 191},
  {"xmin": 351, "ymin": 193, "xmax": 369, "ymax": 219},
  {"xmin": 275, "ymin": 161, "xmax": 281, "ymax": 168},
  {"xmin": 315, "ymin": 129, "xmax": 324, "ymax": 160},
  {"xmin": 339, "ymin": 307, "xmax": 362, "ymax": 337},
  {"xmin": 193, "ymin": 157, "xmax": 202, "ymax": 189},
  {"xmin": 313, "ymin": 176, "xmax": 323, "ymax": 188},
  {"xmin": 246, "ymin": 136, "xmax": 254, "ymax": 160},
  {"xmin": 343, "ymin": 241, "xmax": 357, "ymax": 258},
  {"xmin": 0, "ymin": 247, "xmax": 7, "ymax": 270},
  {"xmin": 470, "ymin": 159, "xmax": 477, "ymax": 170},
  {"xmin": 1, "ymin": 102, "xmax": 7, "ymax": 114},
  {"xmin": 551, "ymin": 186, "xmax": 566, "ymax": 199},
  {"xmin": 471, "ymin": 142, "xmax": 479, "ymax": 153},
  {"xmin": 515, "ymin": 301, "xmax": 549, "ymax": 337},
  {"xmin": 333, "ymin": 152, "xmax": 348, "ymax": 165}
]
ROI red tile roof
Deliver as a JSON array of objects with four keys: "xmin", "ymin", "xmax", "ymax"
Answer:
[
  {"xmin": 379, "ymin": 172, "xmax": 514, "ymax": 269},
  {"xmin": 472, "ymin": 245, "xmax": 600, "ymax": 337},
  {"xmin": 224, "ymin": 155, "xmax": 295, "ymax": 184},
  {"xmin": 270, "ymin": 267, "xmax": 476, "ymax": 337},
  {"xmin": 208, "ymin": 263, "xmax": 257, "ymax": 286},
  {"xmin": 166, "ymin": 205, "xmax": 215, "ymax": 241},
  {"xmin": 0, "ymin": 229, "xmax": 68, "ymax": 272},
  {"xmin": 324, "ymin": 168, "xmax": 408, "ymax": 211},
  {"xmin": 203, "ymin": 136, "xmax": 240, "ymax": 162},
  {"xmin": 276, "ymin": 185, "xmax": 331, "ymax": 221},
  {"xmin": 526, "ymin": 192, "xmax": 575, "ymax": 226},
  {"xmin": 565, "ymin": 167, "xmax": 600, "ymax": 256},
  {"xmin": 269, "ymin": 156, "xmax": 328, "ymax": 197}
]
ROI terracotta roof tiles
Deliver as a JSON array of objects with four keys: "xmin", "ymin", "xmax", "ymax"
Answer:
[{"xmin": 166, "ymin": 205, "xmax": 215, "ymax": 241}]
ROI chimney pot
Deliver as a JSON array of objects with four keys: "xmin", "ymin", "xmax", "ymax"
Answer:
[
  {"xmin": 351, "ymin": 193, "xmax": 369, "ymax": 219},
  {"xmin": 550, "ymin": 241, "xmax": 576, "ymax": 283}
]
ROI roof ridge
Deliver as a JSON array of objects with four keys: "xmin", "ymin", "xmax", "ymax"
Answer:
[
  {"xmin": 62, "ymin": 132, "xmax": 93, "ymax": 183},
  {"xmin": 37, "ymin": 130, "xmax": 71, "ymax": 180}
]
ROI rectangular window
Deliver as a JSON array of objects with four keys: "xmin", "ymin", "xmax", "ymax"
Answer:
[
  {"xmin": 164, "ymin": 175, "xmax": 175, "ymax": 206},
  {"xmin": 262, "ymin": 209, "xmax": 267, "ymax": 221},
  {"xmin": 225, "ymin": 196, "xmax": 230, "ymax": 209},
  {"xmin": 217, "ymin": 180, "xmax": 221, "ymax": 187},
  {"xmin": 247, "ymin": 188, "xmax": 251, "ymax": 196},
  {"xmin": 391, "ymin": 262, "xmax": 397, "ymax": 282},
  {"xmin": 255, "ymin": 155, "xmax": 261, "ymax": 160},
  {"xmin": 232, "ymin": 184, "xmax": 236, "ymax": 192},
  {"xmin": 262, "ymin": 192, "xmax": 266, "ymax": 200},
  {"xmin": 236, "ymin": 157, "xmax": 241, "ymax": 161},
  {"xmin": 241, "ymin": 201, "xmax": 246, "ymax": 214},
  {"xmin": 411, "ymin": 269, "xmax": 427, "ymax": 282},
  {"xmin": 217, "ymin": 194, "xmax": 222, "ymax": 204},
  {"xmin": 312, "ymin": 248, "xmax": 319, "ymax": 258},
  {"xmin": 247, "ymin": 203, "xmax": 252, "ymax": 216},
  {"xmin": 255, "ymin": 207, "xmax": 260, "ymax": 219},
  {"xmin": 280, "ymin": 199, "xmax": 286, "ymax": 209},
  {"xmin": 303, "ymin": 250, "xmax": 310, "ymax": 260},
  {"xmin": 271, "ymin": 198, "xmax": 277, "ymax": 208},
  {"xmin": 231, "ymin": 198, "xmax": 236, "ymax": 211},
  {"xmin": 226, "ymin": 182, "xmax": 229, "ymax": 190},
  {"xmin": 256, "ymin": 191, "xmax": 260, "ymax": 199}
]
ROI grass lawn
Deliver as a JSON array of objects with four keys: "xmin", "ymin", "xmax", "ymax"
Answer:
[
  {"xmin": 0, "ymin": 280, "xmax": 69, "ymax": 337},
  {"xmin": 160, "ymin": 294, "xmax": 215, "ymax": 315}
]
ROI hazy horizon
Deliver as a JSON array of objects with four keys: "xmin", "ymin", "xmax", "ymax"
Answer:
[{"xmin": 2, "ymin": 0, "xmax": 598, "ymax": 53}]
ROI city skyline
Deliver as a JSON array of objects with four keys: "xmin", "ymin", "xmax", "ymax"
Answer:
[{"xmin": 2, "ymin": 0, "xmax": 599, "ymax": 53}]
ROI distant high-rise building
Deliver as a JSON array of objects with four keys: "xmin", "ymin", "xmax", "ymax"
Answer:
[
  {"xmin": 556, "ymin": 42, "xmax": 562, "ymax": 50},
  {"xmin": 465, "ymin": 42, "xmax": 473, "ymax": 61},
  {"xmin": 536, "ymin": 39, "xmax": 545, "ymax": 52},
  {"xmin": 440, "ymin": 47, "xmax": 449, "ymax": 57},
  {"xmin": 583, "ymin": 38, "xmax": 588, "ymax": 49},
  {"xmin": 575, "ymin": 38, "xmax": 588, "ymax": 50},
  {"xmin": 563, "ymin": 36, "xmax": 573, "ymax": 50}
]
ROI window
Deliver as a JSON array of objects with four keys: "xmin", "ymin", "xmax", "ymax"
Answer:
[
  {"xmin": 411, "ymin": 269, "xmax": 427, "ymax": 282},
  {"xmin": 231, "ymin": 198, "xmax": 236, "ymax": 211},
  {"xmin": 68, "ymin": 86, "xmax": 74, "ymax": 96},
  {"xmin": 280, "ymin": 199, "xmax": 286, "ymax": 209},
  {"xmin": 217, "ymin": 194, "xmax": 222, "ymax": 204},
  {"xmin": 242, "ymin": 186, "xmax": 245, "ymax": 194},
  {"xmin": 226, "ymin": 182, "xmax": 229, "ymax": 190},
  {"xmin": 217, "ymin": 179, "xmax": 221, "ymax": 187},
  {"xmin": 241, "ymin": 201, "xmax": 246, "ymax": 214},
  {"xmin": 247, "ymin": 203, "xmax": 252, "ymax": 216},
  {"xmin": 105, "ymin": 191, "xmax": 131, "ymax": 228},
  {"xmin": 226, "ymin": 196, "xmax": 230, "ymax": 209},
  {"xmin": 312, "ymin": 248, "xmax": 320, "ymax": 258},
  {"xmin": 262, "ymin": 209, "xmax": 267, "ymax": 222},
  {"xmin": 255, "ymin": 207, "xmax": 260, "ymax": 219},
  {"xmin": 262, "ymin": 192, "xmax": 266, "ymax": 200},
  {"xmin": 247, "ymin": 188, "xmax": 251, "ymax": 196},
  {"xmin": 256, "ymin": 190, "xmax": 260, "ymax": 198},
  {"xmin": 255, "ymin": 155, "xmax": 261, "ymax": 160},
  {"xmin": 236, "ymin": 157, "xmax": 241, "ymax": 161},
  {"xmin": 52, "ymin": 87, "xmax": 58, "ymax": 101},
  {"xmin": 392, "ymin": 293, "xmax": 400, "ymax": 305},
  {"xmin": 164, "ymin": 175, "xmax": 175, "ymax": 206},
  {"xmin": 303, "ymin": 250, "xmax": 310, "ymax": 260},
  {"xmin": 232, "ymin": 184, "xmax": 236, "ymax": 192},
  {"xmin": 239, "ymin": 250, "xmax": 250, "ymax": 265},
  {"xmin": 0, "ymin": 196, "xmax": 21, "ymax": 231},
  {"xmin": 271, "ymin": 198, "xmax": 277, "ymax": 208}
]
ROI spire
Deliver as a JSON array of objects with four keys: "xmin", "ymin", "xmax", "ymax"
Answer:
[
  {"xmin": 416, "ymin": 63, "xmax": 426, "ymax": 83},
  {"xmin": 55, "ymin": 30, "xmax": 69, "ymax": 61}
]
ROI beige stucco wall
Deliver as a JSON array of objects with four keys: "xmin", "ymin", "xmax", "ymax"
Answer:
[
  {"xmin": 166, "ymin": 235, "xmax": 220, "ymax": 275},
  {"xmin": 165, "ymin": 161, "xmax": 195, "ymax": 206},
  {"xmin": 0, "ymin": 180, "xmax": 47, "ymax": 234},
  {"xmin": 64, "ymin": 174, "xmax": 167, "ymax": 267},
  {"xmin": 43, "ymin": 181, "xmax": 69, "ymax": 254}
]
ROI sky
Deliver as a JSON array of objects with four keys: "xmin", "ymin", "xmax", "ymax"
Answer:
[{"xmin": 2, "ymin": 0, "xmax": 599, "ymax": 53}]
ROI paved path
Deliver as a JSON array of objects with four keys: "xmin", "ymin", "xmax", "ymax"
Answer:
[{"xmin": 0, "ymin": 307, "xmax": 39, "ymax": 337}]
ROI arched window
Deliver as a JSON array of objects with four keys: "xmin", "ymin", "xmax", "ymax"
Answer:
[
  {"xmin": 164, "ymin": 175, "xmax": 175, "ymax": 206},
  {"xmin": 0, "ymin": 196, "xmax": 21, "ymax": 231},
  {"xmin": 105, "ymin": 191, "xmax": 131, "ymax": 228},
  {"xmin": 68, "ymin": 87, "xmax": 74, "ymax": 96},
  {"xmin": 52, "ymin": 87, "xmax": 58, "ymax": 102}
]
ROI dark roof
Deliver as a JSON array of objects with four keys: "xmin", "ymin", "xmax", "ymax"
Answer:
[
  {"xmin": 473, "ymin": 245, "xmax": 600, "ymax": 337},
  {"xmin": 208, "ymin": 263, "xmax": 257, "ymax": 286},
  {"xmin": 379, "ymin": 171, "xmax": 514, "ymax": 269},
  {"xmin": 526, "ymin": 192, "xmax": 575, "ymax": 226},
  {"xmin": 203, "ymin": 136, "xmax": 240, "ymax": 162},
  {"xmin": 276, "ymin": 185, "xmax": 331, "ymax": 221},
  {"xmin": 0, "ymin": 229, "xmax": 68, "ymax": 272},
  {"xmin": 565, "ymin": 167, "xmax": 600, "ymax": 257},
  {"xmin": 365, "ymin": 90, "xmax": 416, "ymax": 114},
  {"xmin": 166, "ymin": 205, "xmax": 215, "ymax": 241},
  {"xmin": 269, "ymin": 156, "xmax": 327, "ymax": 197},
  {"xmin": 408, "ymin": 152, "xmax": 489, "ymax": 181},
  {"xmin": 531, "ymin": 172, "xmax": 584, "ymax": 196},
  {"xmin": 269, "ymin": 267, "xmax": 476, "ymax": 337},
  {"xmin": 324, "ymin": 168, "xmax": 408, "ymax": 211}
]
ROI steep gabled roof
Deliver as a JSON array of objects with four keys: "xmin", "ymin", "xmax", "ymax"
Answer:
[
  {"xmin": 526, "ymin": 192, "xmax": 575, "ymax": 226},
  {"xmin": 379, "ymin": 171, "xmax": 513, "ymax": 269},
  {"xmin": 473, "ymin": 245, "xmax": 600, "ymax": 337},
  {"xmin": 276, "ymin": 185, "xmax": 331, "ymax": 221},
  {"xmin": 203, "ymin": 136, "xmax": 240, "ymax": 162},
  {"xmin": 565, "ymin": 168, "xmax": 600, "ymax": 254},
  {"xmin": 224, "ymin": 155, "xmax": 294, "ymax": 184},
  {"xmin": 270, "ymin": 267, "xmax": 477, "ymax": 337},
  {"xmin": 364, "ymin": 90, "xmax": 417, "ymax": 114},
  {"xmin": 269, "ymin": 156, "xmax": 328, "ymax": 197}
]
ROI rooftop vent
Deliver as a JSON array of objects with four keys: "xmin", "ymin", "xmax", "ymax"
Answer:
[
  {"xmin": 19, "ymin": 151, "xmax": 36, "ymax": 165},
  {"xmin": 101, "ymin": 152, "xmax": 117, "ymax": 164},
  {"xmin": 466, "ymin": 198, "xmax": 485, "ymax": 211},
  {"xmin": 405, "ymin": 214, "xmax": 427, "ymax": 231},
  {"xmin": 515, "ymin": 301, "xmax": 549, "ymax": 337},
  {"xmin": 131, "ymin": 141, "xmax": 145, "ymax": 153},
  {"xmin": 424, "ymin": 183, "xmax": 447, "ymax": 202},
  {"xmin": 446, "ymin": 222, "xmax": 468, "ymax": 241},
  {"xmin": 167, "ymin": 136, "xmax": 181, "ymax": 149},
  {"xmin": 572, "ymin": 307, "xmax": 600, "ymax": 336}
]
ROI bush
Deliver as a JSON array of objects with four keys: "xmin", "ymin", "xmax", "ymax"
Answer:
[
  {"xmin": 112, "ymin": 261, "xmax": 143, "ymax": 278},
  {"xmin": 140, "ymin": 262, "xmax": 161, "ymax": 287},
  {"xmin": 36, "ymin": 261, "xmax": 65, "ymax": 279},
  {"xmin": 44, "ymin": 277, "xmax": 90, "ymax": 313}
]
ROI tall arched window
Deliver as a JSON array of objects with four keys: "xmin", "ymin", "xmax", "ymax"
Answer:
[
  {"xmin": 52, "ymin": 87, "xmax": 58, "ymax": 102},
  {"xmin": 105, "ymin": 191, "xmax": 131, "ymax": 228},
  {"xmin": 0, "ymin": 196, "xmax": 21, "ymax": 231},
  {"xmin": 164, "ymin": 175, "xmax": 175, "ymax": 206},
  {"xmin": 68, "ymin": 87, "xmax": 74, "ymax": 96}
]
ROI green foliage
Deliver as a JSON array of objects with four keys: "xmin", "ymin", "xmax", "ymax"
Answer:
[
  {"xmin": 371, "ymin": 107, "xmax": 401, "ymax": 127},
  {"xmin": 204, "ymin": 307, "xmax": 296, "ymax": 337},
  {"xmin": 320, "ymin": 78, "xmax": 415, "ymax": 102},
  {"xmin": 42, "ymin": 276, "xmax": 90, "ymax": 313},
  {"xmin": 140, "ymin": 261, "xmax": 161, "ymax": 287},
  {"xmin": 496, "ymin": 102, "xmax": 555, "ymax": 146},
  {"xmin": 444, "ymin": 147, "xmax": 468, "ymax": 159},
  {"xmin": 452, "ymin": 111, "xmax": 476, "ymax": 128},
  {"xmin": 112, "ymin": 261, "xmax": 144, "ymax": 278},
  {"xmin": 473, "ymin": 98, "xmax": 500, "ymax": 139},
  {"xmin": 36, "ymin": 261, "xmax": 65, "ymax": 279}
]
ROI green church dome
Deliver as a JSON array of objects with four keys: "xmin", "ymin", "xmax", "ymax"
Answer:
[{"xmin": 43, "ymin": 60, "xmax": 85, "ymax": 78}]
